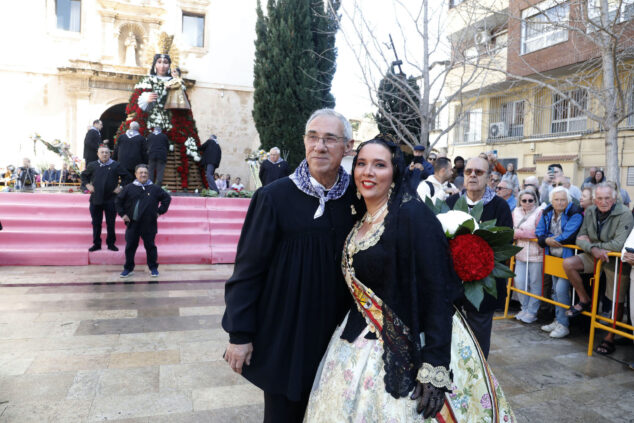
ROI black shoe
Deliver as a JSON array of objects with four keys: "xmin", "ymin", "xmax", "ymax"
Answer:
[
  {"xmin": 88, "ymin": 245, "xmax": 101, "ymax": 252},
  {"xmin": 107, "ymin": 245, "xmax": 119, "ymax": 252}
]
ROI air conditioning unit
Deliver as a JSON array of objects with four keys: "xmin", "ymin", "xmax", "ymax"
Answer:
[
  {"xmin": 474, "ymin": 31, "xmax": 491, "ymax": 45},
  {"xmin": 489, "ymin": 122, "xmax": 506, "ymax": 138}
]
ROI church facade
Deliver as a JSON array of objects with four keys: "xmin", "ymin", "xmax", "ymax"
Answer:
[{"xmin": 1, "ymin": 0, "xmax": 259, "ymax": 188}]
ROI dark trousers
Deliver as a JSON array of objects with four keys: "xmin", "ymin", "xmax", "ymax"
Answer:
[
  {"xmin": 463, "ymin": 308, "xmax": 494, "ymax": 359},
  {"xmin": 205, "ymin": 164, "xmax": 219, "ymax": 192},
  {"xmin": 263, "ymin": 391, "xmax": 310, "ymax": 423},
  {"xmin": 124, "ymin": 216, "xmax": 158, "ymax": 271},
  {"xmin": 148, "ymin": 158, "xmax": 166, "ymax": 187},
  {"xmin": 89, "ymin": 200, "xmax": 116, "ymax": 247}
]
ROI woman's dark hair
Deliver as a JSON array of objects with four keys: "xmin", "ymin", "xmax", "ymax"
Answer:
[
  {"xmin": 593, "ymin": 169, "xmax": 605, "ymax": 184},
  {"xmin": 150, "ymin": 54, "xmax": 172, "ymax": 76}
]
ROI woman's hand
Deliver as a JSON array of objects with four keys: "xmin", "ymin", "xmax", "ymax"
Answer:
[
  {"xmin": 545, "ymin": 237, "xmax": 562, "ymax": 248},
  {"xmin": 411, "ymin": 382, "xmax": 445, "ymax": 419},
  {"xmin": 148, "ymin": 92, "xmax": 158, "ymax": 102}
]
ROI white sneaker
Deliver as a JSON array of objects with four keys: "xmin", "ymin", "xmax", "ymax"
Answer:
[
  {"xmin": 515, "ymin": 310, "xmax": 526, "ymax": 321},
  {"xmin": 541, "ymin": 320, "xmax": 558, "ymax": 332},
  {"xmin": 550, "ymin": 323, "xmax": 570, "ymax": 338},
  {"xmin": 518, "ymin": 312, "xmax": 537, "ymax": 324}
]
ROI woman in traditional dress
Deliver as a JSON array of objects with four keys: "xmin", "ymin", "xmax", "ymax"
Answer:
[
  {"xmin": 304, "ymin": 136, "xmax": 515, "ymax": 422},
  {"xmin": 116, "ymin": 49, "xmax": 205, "ymax": 189}
]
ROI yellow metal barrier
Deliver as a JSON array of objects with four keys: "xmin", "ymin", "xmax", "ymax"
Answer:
[{"xmin": 496, "ymin": 240, "xmax": 634, "ymax": 357}]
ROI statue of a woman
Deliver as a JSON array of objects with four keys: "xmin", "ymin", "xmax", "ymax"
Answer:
[
  {"xmin": 124, "ymin": 32, "xmax": 137, "ymax": 67},
  {"xmin": 115, "ymin": 52, "xmax": 206, "ymax": 190}
]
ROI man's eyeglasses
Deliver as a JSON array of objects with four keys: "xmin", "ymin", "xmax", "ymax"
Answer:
[
  {"xmin": 304, "ymin": 133, "xmax": 345, "ymax": 147},
  {"xmin": 490, "ymin": 178, "xmax": 500, "ymax": 183},
  {"xmin": 495, "ymin": 186, "xmax": 510, "ymax": 191},
  {"xmin": 464, "ymin": 168, "xmax": 486, "ymax": 176},
  {"xmin": 521, "ymin": 198, "xmax": 535, "ymax": 203},
  {"xmin": 553, "ymin": 183, "xmax": 565, "ymax": 187}
]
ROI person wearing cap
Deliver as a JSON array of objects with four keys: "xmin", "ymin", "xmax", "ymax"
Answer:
[{"xmin": 406, "ymin": 144, "xmax": 433, "ymax": 192}]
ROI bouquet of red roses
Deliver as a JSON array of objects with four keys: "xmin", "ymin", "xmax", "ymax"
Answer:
[{"xmin": 426, "ymin": 197, "xmax": 522, "ymax": 310}]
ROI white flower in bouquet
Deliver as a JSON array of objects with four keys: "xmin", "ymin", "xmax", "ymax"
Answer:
[
  {"xmin": 194, "ymin": 156, "xmax": 201, "ymax": 162},
  {"xmin": 437, "ymin": 210, "xmax": 479, "ymax": 237}
]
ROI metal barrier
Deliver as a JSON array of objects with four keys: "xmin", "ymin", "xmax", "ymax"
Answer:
[{"xmin": 496, "ymin": 239, "xmax": 633, "ymax": 356}]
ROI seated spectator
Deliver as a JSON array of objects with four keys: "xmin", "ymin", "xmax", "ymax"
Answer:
[
  {"xmin": 553, "ymin": 175, "xmax": 581, "ymax": 201},
  {"xmin": 563, "ymin": 183, "xmax": 633, "ymax": 354},
  {"xmin": 582, "ymin": 168, "xmax": 605, "ymax": 189},
  {"xmin": 496, "ymin": 180, "xmax": 516, "ymax": 211},
  {"xmin": 535, "ymin": 187, "xmax": 584, "ymax": 338},
  {"xmin": 17, "ymin": 158, "xmax": 38, "ymax": 191},
  {"xmin": 512, "ymin": 189, "xmax": 544, "ymax": 324},
  {"xmin": 523, "ymin": 175, "xmax": 539, "ymax": 192},
  {"xmin": 488, "ymin": 171, "xmax": 502, "ymax": 191},
  {"xmin": 42, "ymin": 164, "xmax": 60, "ymax": 185},
  {"xmin": 230, "ymin": 177, "xmax": 244, "ymax": 192},
  {"xmin": 216, "ymin": 174, "xmax": 227, "ymax": 191},
  {"xmin": 67, "ymin": 168, "xmax": 81, "ymax": 184},
  {"xmin": 580, "ymin": 187, "xmax": 593, "ymax": 211},
  {"xmin": 416, "ymin": 157, "xmax": 459, "ymax": 203},
  {"xmin": 60, "ymin": 163, "xmax": 70, "ymax": 184},
  {"xmin": 501, "ymin": 162, "xmax": 519, "ymax": 193},
  {"xmin": 582, "ymin": 167, "xmax": 598, "ymax": 187}
]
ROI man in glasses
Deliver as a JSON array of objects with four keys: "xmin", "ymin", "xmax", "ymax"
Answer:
[
  {"xmin": 446, "ymin": 157, "xmax": 513, "ymax": 358},
  {"xmin": 496, "ymin": 180, "xmax": 516, "ymax": 211},
  {"xmin": 553, "ymin": 175, "xmax": 581, "ymax": 201},
  {"xmin": 488, "ymin": 171, "xmax": 502, "ymax": 191}
]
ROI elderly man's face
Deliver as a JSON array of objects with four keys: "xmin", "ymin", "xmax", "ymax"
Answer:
[
  {"xmin": 552, "ymin": 191, "xmax": 569, "ymax": 213},
  {"xmin": 269, "ymin": 150, "xmax": 280, "ymax": 162},
  {"xmin": 304, "ymin": 115, "xmax": 351, "ymax": 183},
  {"xmin": 135, "ymin": 167, "xmax": 149, "ymax": 184},
  {"xmin": 496, "ymin": 182, "xmax": 512, "ymax": 199},
  {"xmin": 594, "ymin": 187, "xmax": 615, "ymax": 213},
  {"xmin": 97, "ymin": 147, "xmax": 111, "ymax": 163},
  {"xmin": 464, "ymin": 158, "xmax": 489, "ymax": 194},
  {"xmin": 488, "ymin": 174, "xmax": 500, "ymax": 189}
]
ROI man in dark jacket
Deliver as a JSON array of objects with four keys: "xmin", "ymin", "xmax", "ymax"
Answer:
[
  {"xmin": 113, "ymin": 121, "xmax": 148, "ymax": 176},
  {"xmin": 200, "ymin": 135, "xmax": 222, "ymax": 192},
  {"xmin": 83, "ymin": 120, "xmax": 103, "ymax": 164},
  {"xmin": 259, "ymin": 147, "xmax": 291, "ymax": 186},
  {"xmin": 146, "ymin": 126, "xmax": 170, "ymax": 187},
  {"xmin": 115, "ymin": 164, "xmax": 171, "ymax": 278},
  {"xmin": 81, "ymin": 145, "xmax": 132, "ymax": 252},
  {"xmin": 446, "ymin": 157, "xmax": 512, "ymax": 358}
]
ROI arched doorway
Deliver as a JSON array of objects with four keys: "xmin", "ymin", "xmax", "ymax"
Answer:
[{"xmin": 100, "ymin": 104, "xmax": 127, "ymax": 145}]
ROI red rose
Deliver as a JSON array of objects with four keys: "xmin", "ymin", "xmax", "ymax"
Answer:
[{"xmin": 449, "ymin": 234, "xmax": 495, "ymax": 282}]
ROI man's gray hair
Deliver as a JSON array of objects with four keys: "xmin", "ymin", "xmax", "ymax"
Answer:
[
  {"xmin": 595, "ymin": 181, "xmax": 618, "ymax": 199},
  {"xmin": 270, "ymin": 147, "xmax": 280, "ymax": 154},
  {"xmin": 490, "ymin": 170, "xmax": 501, "ymax": 178},
  {"xmin": 130, "ymin": 121, "xmax": 140, "ymax": 131},
  {"xmin": 305, "ymin": 109, "xmax": 352, "ymax": 141},
  {"xmin": 550, "ymin": 186, "xmax": 572, "ymax": 203}
]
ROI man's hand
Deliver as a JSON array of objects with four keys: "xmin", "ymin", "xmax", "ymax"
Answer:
[
  {"xmin": 413, "ymin": 163, "xmax": 423, "ymax": 171},
  {"xmin": 577, "ymin": 235, "xmax": 590, "ymax": 243},
  {"xmin": 544, "ymin": 172, "xmax": 553, "ymax": 183},
  {"xmin": 622, "ymin": 251, "xmax": 634, "ymax": 264},
  {"xmin": 86, "ymin": 183, "xmax": 95, "ymax": 193},
  {"xmin": 113, "ymin": 186, "xmax": 122, "ymax": 194},
  {"xmin": 591, "ymin": 247, "xmax": 610, "ymax": 262},
  {"xmin": 545, "ymin": 237, "xmax": 562, "ymax": 248},
  {"xmin": 224, "ymin": 342, "xmax": 253, "ymax": 374},
  {"xmin": 122, "ymin": 215, "xmax": 130, "ymax": 224}
]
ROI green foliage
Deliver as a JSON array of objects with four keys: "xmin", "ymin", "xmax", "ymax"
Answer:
[
  {"xmin": 200, "ymin": 189, "xmax": 219, "ymax": 197},
  {"xmin": 374, "ymin": 72, "xmax": 423, "ymax": 147},
  {"xmin": 463, "ymin": 281, "xmax": 485, "ymax": 311},
  {"xmin": 252, "ymin": 0, "xmax": 340, "ymax": 168}
]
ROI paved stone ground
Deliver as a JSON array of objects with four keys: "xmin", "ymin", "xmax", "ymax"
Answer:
[{"xmin": 0, "ymin": 265, "xmax": 632, "ymax": 422}]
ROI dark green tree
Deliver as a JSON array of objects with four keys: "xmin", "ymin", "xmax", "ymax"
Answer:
[
  {"xmin": 374, "ymin": 70, "xmax": 424, "ymax": 149},
  {"xmin": 310, "ymin": 0, "xmax": 340, "ymax": 109},
  {"xmin": 252, "ymin": 0, "xmax": 340, "ymax": 168}
]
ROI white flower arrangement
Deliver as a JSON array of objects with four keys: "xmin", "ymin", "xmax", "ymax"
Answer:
[
  {"xmin": 436, "ymin": 210, "xmax": 479, "ymax": 238},
  {"xmin": 184, "ymin": 137, "xmax": 201, "ymax": 162},
  {"xmin": 137, "ymin": 76, "xmax": 173, "ymax": 132}
]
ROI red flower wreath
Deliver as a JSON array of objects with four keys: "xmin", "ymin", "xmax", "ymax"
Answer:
[{"xmin": 449, "ymin": 234, "xmax": 495, "ymax": 282}]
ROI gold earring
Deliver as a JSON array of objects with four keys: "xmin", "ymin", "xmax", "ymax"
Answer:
[
  {"xmin": 356, "ymin": 190, "xmax": 362, "ymax": 200},
  {"xmin": 388, "ymin": 182, "xmax": 395, "ymax": 198}
]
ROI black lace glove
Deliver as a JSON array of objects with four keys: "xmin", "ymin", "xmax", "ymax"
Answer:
[{"xmin": 411, "ymin": 381, "xmax": 445, "ymax": 419}]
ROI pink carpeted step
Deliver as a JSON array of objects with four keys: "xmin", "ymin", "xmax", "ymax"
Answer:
[{"xmin": 211, "ymin": 245, "xmax": 238, "ymax": 264}]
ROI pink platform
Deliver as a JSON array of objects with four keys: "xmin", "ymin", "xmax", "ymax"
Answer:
[{"xmin": 0, "ymin": 192, "xmax": 249, "ymax": 266}]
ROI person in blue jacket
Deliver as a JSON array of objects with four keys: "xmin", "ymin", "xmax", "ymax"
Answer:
[{"xmin": 535, "ymin": 186, "xmax": 583, "ymax": 338}]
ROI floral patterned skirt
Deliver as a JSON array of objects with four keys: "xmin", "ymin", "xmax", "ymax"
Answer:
[{"xmin": 304, "ymin": 311, "xmax": 515, "ymax": 422}]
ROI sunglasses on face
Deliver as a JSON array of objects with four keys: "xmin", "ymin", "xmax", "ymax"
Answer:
[
  {"xmin": 464, "ymin": 168, "xmax": 486, "ymax": 176},
  {"xmin": 553, "ymin": 183, "xmax": 565, "ymax": 187},
  {"xmin": 495, "ymin": 186, "xmax": 509, "ymax": 191},
  {"xmin": 490, "ymin": 179, "xmax": 500, "ymax": 183},
  {"xmin": 521, "ymin": 198, "xmax": 535, "ymax": 203}
]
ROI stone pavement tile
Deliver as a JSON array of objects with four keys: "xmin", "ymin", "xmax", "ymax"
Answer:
[
  {"xmin": 75, "ymin": 314, "xmax": 223, "ymax": 336},
  {"xmin": 26, "ymin": 353, "xmax": 110, "ymax": 374},
  {"xmin": 0, "ymin": 372, "xmax": 76, "ymax": 403},
  {"xmin": 160, "ymin": 361, "xmax": 244, "ymax": 392},
  {"xmin": 0, "ymin": 320, "xmax": 80, "ymax": 340},
  {"xmin": 514, "ymin": 396, "xmax": 605, "ymax": 423},
  {"xmin": 551, "ymin": 351, "xmax": 626, "ymax": 378},
  {"xmin": 0, "ymin": 334, "xmax": 120, "ymax": 354},
  {"xmin": 34, "ymin": 309, "xmax": 138, "ymax": 322},
  {"xmin": 0, "ymin": 353, "xmax": 35, "ymax": 376},
  {"xmin": 167, "ymin": 290, "xmax": 211, "ymax": 297},
  {"xmin": 0, "ymin": 399, "xmax": 92, "ymax": 423},
  {"xmin": 192, "ymin": 383, "xmax": 263, "ymax": 411},
  {"xmin": 113, "ymin": 329, "xmax": 226, "ymax": 354},
  {"xmin": 25, "ymin": 282, "xmax": 220, "ymax": 294},
  {"xmin": 66, "ymin": 370, "xmax": 102, "ymax": 400},
  {"xmin": 137, "ymin": 307, "xmax": 180, "ymax": 318},
  {"xmin": 97, "ymin": 367, "xmax": 159, "ymax": 396},
  {"xmin": 0, "ymin": 312, "xmax": 39, "ymax": 323},
  {"xmin": 180, "ymin": 340, "xmax": 226, "ymax": 364},
  {"xmin": 499, "ymin": 358, "xmax": 589, "ymax": 393},
  {"xmin": 108, "ymin": 350, "xmax": 180, "ymax": 369},
  {"xmin": 151, "ymin": 404, "xmax": 264, "ymax": 423},
  {"xmin": 179, "ymin": 306, "xmax": 225, "ymax": 316},
  {"xmin": 88, "ymin": 392, "xmax": 192, "ymax": 421}
]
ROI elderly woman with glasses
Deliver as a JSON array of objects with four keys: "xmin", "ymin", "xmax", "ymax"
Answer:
[
  {"xmin": 535, "ymin": 187, "xmax": 584, "ymax": 338},
  {"xmin": 512, "ymin": 189, "xmax": 544, "ymax": 323}
]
